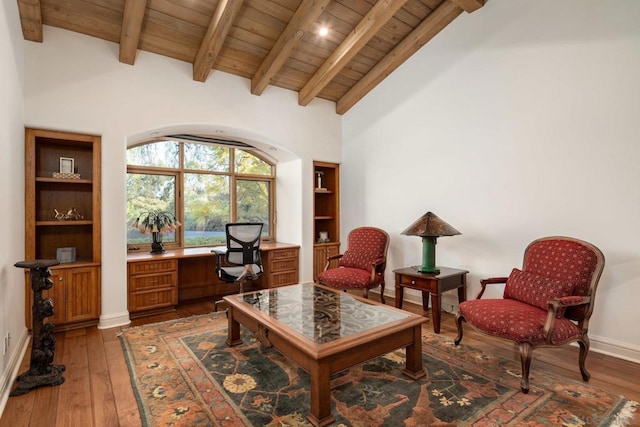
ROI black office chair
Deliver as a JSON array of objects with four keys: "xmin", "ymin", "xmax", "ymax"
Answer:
[{"xmin": 213, "ymin": 222, "xmax": 264, "ymax": 311}]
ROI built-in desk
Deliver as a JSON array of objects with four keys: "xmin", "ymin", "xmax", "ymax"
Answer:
[{"xmin": 127, "ymin": 243, "xmax": 299, "ymax": 317}]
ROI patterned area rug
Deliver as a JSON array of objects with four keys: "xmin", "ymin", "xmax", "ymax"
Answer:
[{"xmin": 119, "ymin": 313, "xmax": 637, "ymax": 426}]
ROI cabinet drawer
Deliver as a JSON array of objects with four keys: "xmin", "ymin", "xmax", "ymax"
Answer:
[
  {"xmin": 129, "ymin": 272, "xmax": 177, "ymax": 291},
  {"xmin": 130, "ymin": 289, "xmax": 177, "ymax": 312},
  {"xmin": 129, "ymin": 260, "xmax": 177, "ymax": 275},
  {"xmin": 270, "ymin": 258, "xmax": 297, "ymax": 272},
  {"xmin": 270, "ymin": 248, "xmax": 298, "ymax": 259},
  {"xmin": 269, "ymin": 271, "xmax": 298, "ymax": 288},
  {"xmin": 398, "ymin": 274, "xmax": 429, "ymax": 288}
]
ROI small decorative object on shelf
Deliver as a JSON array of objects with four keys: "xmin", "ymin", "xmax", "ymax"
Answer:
[
  {"xmin": 59, "ymin": 157, "xmax": 74, "ymax": 173},
  {"xmin": 12, "ymin": 259, "xmax": 66, "ymax": 396},
  {"xmin": 53, "ymin": 157, "xmax": 81, "ymax": 179},
  {"xmin": 56, "ymin": 247, "xmax": 76, "ymax": 263},
  {"xmin": 52, "ymin": 172, "xmax": 81, "ymax": 179},
  {"xmin": 132, "ymin": 210, "xmax": 181, "ymax": 254},
  {"xmin": 317, "ymin": 231, "xmax": 330, "ymax": 243},
  {"xmin": 315, "ymin": 170, "xmax": 325, "ymax": 190},
  {"xmin": 53, "ymin": 207, "xmax": 84, "ymax": 221}
]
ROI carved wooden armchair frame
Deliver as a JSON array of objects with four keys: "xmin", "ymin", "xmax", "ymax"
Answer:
[
  {"xmin": 317, "ymin": 226, "xmax": 390, "ymax": 303},
  {"xmin": 454, "ymin": 236, "xmax": 605, "ymax": 393}
]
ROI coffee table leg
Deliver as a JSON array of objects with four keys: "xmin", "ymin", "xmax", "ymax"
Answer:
[
  {"xmin": 226, "ymin": 307, "xmax": 243, "ymax": 347},
  {"xmin": 307, "ymin": 362, "xmax": 334, "ymax": 427},
  {"xmin": 403, "ymin": 325, "xmax": 426, "ymax": 380}
]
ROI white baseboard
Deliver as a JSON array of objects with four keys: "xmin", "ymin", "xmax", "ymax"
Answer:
[
  {"xmin": 588, "ymin": 334, "xmax": 640, "ymax": 364},
  {"xmin": 381, "ymin": 289, "xmax": 640, "ymax": 364},
  {"xmin": 98, "ymin": 311, "xmax": 131, "ymax": 330},
  {"xmin": 0, "ymin": 329, "xmax": 30, "ymax": 417}
]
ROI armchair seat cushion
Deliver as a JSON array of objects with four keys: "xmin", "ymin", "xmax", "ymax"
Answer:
[
  {"xmin": 318, "ymin": 267, "xmax": 381, "ymax": 289},
  {"xmin": 458, "ymin": 299, "xmax": 581, "ymax": 345}
]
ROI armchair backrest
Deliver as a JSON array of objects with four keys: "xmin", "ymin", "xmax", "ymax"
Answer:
[
  {"xmin": 339, "ymin": 227, "xmax": 390, "ymax": 271},
  {"xmin": 225, "ymin": 222, "xmax": 263, "ymax": 266},
  {"xmin": 522, "ymin": 236, "xmax": 605, "ymax": 321}
]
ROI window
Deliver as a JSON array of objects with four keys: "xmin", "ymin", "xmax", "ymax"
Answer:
[{"xmin": 127, "ymin": 137, "xmax": 275, "ymax": 250}]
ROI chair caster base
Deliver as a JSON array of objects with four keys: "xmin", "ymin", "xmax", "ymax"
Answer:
[{"xmin": 214, "ymin": 300, "xmax": 228, "ymax": 313}]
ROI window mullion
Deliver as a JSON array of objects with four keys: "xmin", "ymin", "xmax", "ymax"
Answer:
[{"xmin": 230, "ymin": 148, "xmax": 236, "ymax": 222}]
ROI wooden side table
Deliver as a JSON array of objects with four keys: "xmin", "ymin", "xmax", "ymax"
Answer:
[{"xmin": 394, "ymin": 266, "xmax": 468, "ymax": 333}]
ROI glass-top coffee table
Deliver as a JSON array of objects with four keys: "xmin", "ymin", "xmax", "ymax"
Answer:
[{"xmin": 224, "ymin": 283, "xmax": 427, "ymax": 427}]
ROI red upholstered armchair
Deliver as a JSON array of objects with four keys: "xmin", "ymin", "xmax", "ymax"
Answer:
[
  {"xmin": 317, "ymin": 227, "xmax": 390, "ymax": 303},
  {"xmin": 455, "ymin": 236, "xmax": 605, "ymax": 393}
]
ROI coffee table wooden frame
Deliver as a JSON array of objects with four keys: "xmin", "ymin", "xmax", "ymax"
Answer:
[{"xmin": 224, "ymin": 283, "xmax": 427, "ymax": 426}]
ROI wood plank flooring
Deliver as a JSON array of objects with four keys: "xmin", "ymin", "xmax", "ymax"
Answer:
[{"xmin": 2, "ymin": 295, "xmax": 639, "ymax": 426}]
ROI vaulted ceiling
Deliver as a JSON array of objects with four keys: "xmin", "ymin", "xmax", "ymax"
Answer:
[{"xmin": 17, "ymin": 0, "xmax": 484, "ymax": 114}]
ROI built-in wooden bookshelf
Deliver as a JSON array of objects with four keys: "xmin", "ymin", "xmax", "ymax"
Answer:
[
  {"xmin": 24, "ymin": 128, "xmax": 101, "ymax": 330},
  {"xmin": 313, "ymin": 161, "xmax": 340, "ymax": 281}
]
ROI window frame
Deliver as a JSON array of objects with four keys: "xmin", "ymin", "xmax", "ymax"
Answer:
[{"xmin": 126, "ymin": 138, "xmax": 276, "ymax": 252}]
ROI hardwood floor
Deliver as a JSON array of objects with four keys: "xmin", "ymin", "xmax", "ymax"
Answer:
[{"xmin": 2, "ymin": 294, "xmax": 639, "ymax": 426}]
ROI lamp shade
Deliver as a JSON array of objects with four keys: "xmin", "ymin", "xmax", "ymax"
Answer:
[
  {"xmin": 401, "ymin": 212, "xmax": 460, "ymax": 274},
  {"xmin": 401, "ymin": 212, "xmax": 461, "ymax": 237}
]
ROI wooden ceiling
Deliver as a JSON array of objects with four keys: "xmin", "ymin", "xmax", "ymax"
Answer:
[{"xmin": 17, "ymin": 0, "xmax": 484, "ymax": 114}]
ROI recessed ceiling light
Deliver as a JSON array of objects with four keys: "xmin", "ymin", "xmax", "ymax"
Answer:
[{"xmin": 319, "ymin": 27, "xmax": 329, "ymax": 37}]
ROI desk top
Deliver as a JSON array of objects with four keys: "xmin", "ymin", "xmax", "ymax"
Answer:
[{"xmin": 127, "ymin": 242, "xmax": 299, "ymax": 263}]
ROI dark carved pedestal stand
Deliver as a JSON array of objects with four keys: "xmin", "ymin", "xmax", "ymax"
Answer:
[{"xmin": 11, "ymin": 260, "xmax": 66, "ymax": 396}]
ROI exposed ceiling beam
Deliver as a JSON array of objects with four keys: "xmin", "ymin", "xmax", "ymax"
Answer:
[
  {"xmin": 193, "ymin": 0, "xmax": 245, "ymax": 82},
  {"xmin": 251, "ymin": 0, "xmax": 331, "ymax": 96},
  {"xmin": 119, "ymin": 0, "xmax": 147, "ymax": 65},
  {"xmin": 17, "ymin": 0, "xmax": 43, "ymax": 42},
  {"xmin": 298, "ymin": 0, "xmax": 409, "ymax": 106},
  {"xmin": 450, "ymin": 0, "xmax": 484, "ymax": 13},
  {"xmin": 336, "ymin": 0, "xmax": 468, "ymax": 114}
]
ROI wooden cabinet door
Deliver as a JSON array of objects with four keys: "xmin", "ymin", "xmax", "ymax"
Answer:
[
  {"xmin": 313, "ymin": 243, "xmax": 340, "ymax": 282},
  {"xmin": 64, "ymin": 266, "xmax": 101, "ymax": 323}
]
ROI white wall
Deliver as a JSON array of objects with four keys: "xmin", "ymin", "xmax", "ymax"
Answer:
[
  {"xmin": 24, "ymin": 27, "xmax": 342, "ymax": 328},
  {"xmin": 0, "ymin": 0, "xmax": 27, "ymax": 414},
  {"xmin": 342, "ymin": 0, "xmax": 640, "ymax": 362}
]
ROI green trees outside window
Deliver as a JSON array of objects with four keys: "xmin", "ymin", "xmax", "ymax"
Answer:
[{"xmin": 127, "ymin": 138, "xmax": 275, "ymax": 250}]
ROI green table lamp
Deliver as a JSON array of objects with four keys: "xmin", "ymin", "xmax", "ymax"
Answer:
[{"xmin": 401, "ymin": 212, "xmax": 461, "ymax": 274}]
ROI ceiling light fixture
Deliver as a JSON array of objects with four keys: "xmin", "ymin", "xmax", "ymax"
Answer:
[{"xmin": 318, "ymin": 27, "xmax": 328, "ymax": 37}]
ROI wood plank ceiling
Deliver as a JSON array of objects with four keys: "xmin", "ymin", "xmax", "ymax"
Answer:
[{"xmin": 17, "ymin": 0, "xmax": 484, "ymax": 114}]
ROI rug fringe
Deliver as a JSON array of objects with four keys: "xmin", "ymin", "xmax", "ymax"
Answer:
[{"xmin": 611, "ymin": 400, "xmax": 639, "ymax": 426}]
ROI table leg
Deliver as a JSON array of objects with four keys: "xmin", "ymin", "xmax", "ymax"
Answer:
[
  {"xmin": 395, "ymin": 275, "xmax": 404, "ymax": 309},
  {"xmin": 458, "ymin": 279, "xmax": 467, "ymax": 303},
  {"xmin": 403, "ymin": 325, "xmax": 426, "ymax": 380},
  {"xmin": 430, "ymin": 292, "xmax": 441, "ymax": 333},
  {"xmin": 307, "ymin": 362, "xmax": 334, "ymax": 427},
  {"xmin": 421, "ymin": 290, "xmax": 430, "ymax": 311},
  {"xmin": 226, "ymin": 307, "xmax": 243, "ymax": 347}
]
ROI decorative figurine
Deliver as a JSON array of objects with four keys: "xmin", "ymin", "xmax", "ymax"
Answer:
[
  {"xmin": 315, "ymin": 171, "xmax": 325, "ymax": 189},
  {"xmin": 54, "ymin": 208, "xmax": 83, "ymax": 221}
]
